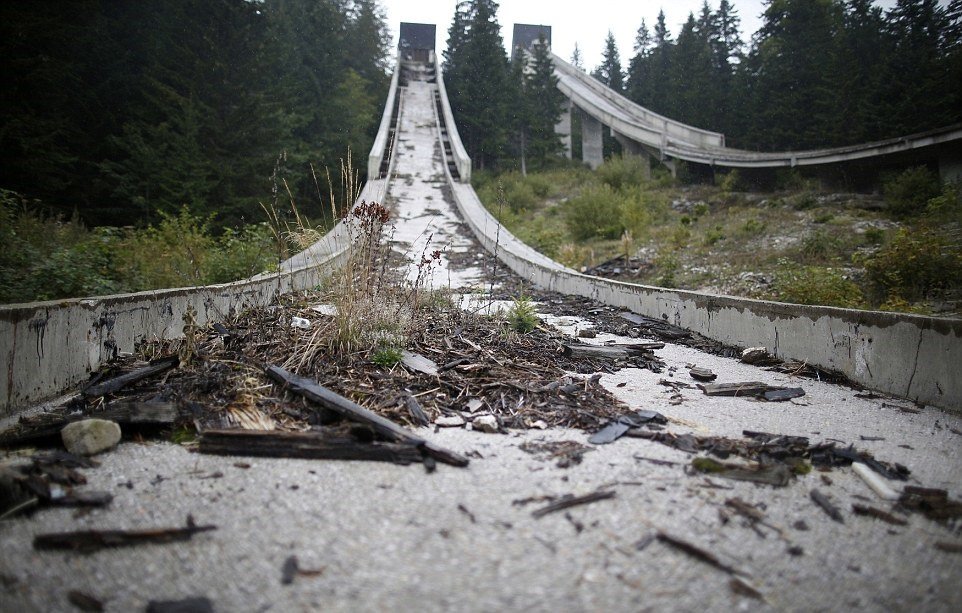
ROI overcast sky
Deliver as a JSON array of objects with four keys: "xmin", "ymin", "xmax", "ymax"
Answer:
[{"xmin": 378, "ymin": 0, "xmax": 900, "ymax": 69}]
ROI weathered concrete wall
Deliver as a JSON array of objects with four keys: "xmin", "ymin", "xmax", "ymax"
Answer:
[
  {"xmin": 367, "ymin": 58, "xmax": 401, "ymax": 179},
  {"xmin": 556, "ymin": 99, "xmax": 572, "ymax": 159},
  {"xmin": 433, "ymin": 55, "xmax": 471, "ymax": 182},
  {"xmin": 448, "ymin": 181, "xmax": 962, "ymax": 413},
  {"xmin": 0, "ymin": 179, "xmax": 385, "ymax": 417}
]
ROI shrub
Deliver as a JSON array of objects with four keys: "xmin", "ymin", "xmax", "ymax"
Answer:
[
  {"xmin": 882, "ymin": 166, "xmax": 942, "ymax": 218},
  {"xmin": 860, "ymin": 227, "xmax": 962, "ymax": 305},
  {"xmin": 798, "ymin": 229, "xmax": 842, "ymax": 263},
  {"xmin": 718, "ymin": 169, "xmax": 742, "ymax": 193},
  {"xmin": 564, "ymin": 184, "xmax": 624, "ymax": 240},
  {"xmin": 372, "ymin": 346, "xmax": 403, "ymax": 367},
  {"xmin": 703, "ymin": 225, "xmax": 725, "ymax": 246},
  {"xmin": 863, "ymin": 227, "xmax": 885, "ymax": 245},
  {"xmin": 770, "ymin": 261, "xmax": 864, "ymax": 308},
  {"xmin": 740, "ymin": 218, "xmax": 766, "ymax": 236},
  {"xmin": 597, "ymin": 154, "xmax": 650, "ymax": 191}
]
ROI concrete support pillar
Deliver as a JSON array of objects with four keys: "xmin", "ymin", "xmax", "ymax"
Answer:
[
  {"xmin": 939, "ymin": 151, "xmax": 962, "ymax": 183},
  {"xmin": 612, "ymin": 131, "xmax": 651, "ymax": 180},
  {"xmin": 555, "ymin": 98, "xmax": 572, "ymax": 159},
  {"xmin": 581, "ymin": 112, "xmax": 604, "ymax": 169}
]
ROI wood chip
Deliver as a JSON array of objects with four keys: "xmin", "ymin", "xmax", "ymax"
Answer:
[{"xmin": 531, "ymin": 490, "xmax": 616, "ymax": 518}]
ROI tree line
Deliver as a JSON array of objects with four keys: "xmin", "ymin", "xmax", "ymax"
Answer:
[
  {"xmin": 0, "ymin": 0, "xmax": 391, "ymax": 228},
  {"xmin": 443, "ymin": 0, "xmax": 962, "ymax": 172}
]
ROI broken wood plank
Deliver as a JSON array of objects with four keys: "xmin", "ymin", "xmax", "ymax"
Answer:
[
  {"xmin": 810, "ymin": 489, "xmax": 844, "ymax": 523},
  {"xmin": 656, "ymin": 531, "xmax": 744, "ymax": 576},
  {"xmin": 763, "ymin": 388, "xmax": 806, "ymax": 402},
  {"xmin": 400, "ymin": 351, "xmax": 439, "ymax": 376},
  {"xmin": 33, "ymin": 516, "xmax": 215, "ymax": 553},
  {"xmin": 562, "ymin": 343, "xmax": 662, "ymax": 360},
  {"xmin": 0, "ymin": 401, "xmax": 179, "ymax": 447},
  {"xmin": 851, "ymin": 504, "xmax": 908, "ymax": 526},
  {"xmin": 531, "ymin": 490, "xmax": 615, "ymax": 518},
  {"xmin": 404, "ymin": 395, "xmax": 430, "ymax": 427},
  {"xmin": 82, "ymin": 357, "xmax": 178, "ymax": 398},
  {"xmin": 265, "ymin": 365, "xmax": 468, "ymax": 467},
  {"xmin": 67, "ymin": 590, "xmax": 104, "ymax": 612},
  {"xmin": 697, "ymin": 382, "xmax": 778, "ymax": 397},
  {"xmin": 689, "ymin": 367, "xmax": 717, "ymax": 382},
  {"xmin": 198, "ymin": 430, "xmax": 422, "ymax": 465}
]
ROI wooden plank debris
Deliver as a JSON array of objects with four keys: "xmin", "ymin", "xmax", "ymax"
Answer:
[
  {"xmin": 33, "ymin": 515, "xmax": 216, "ymax": 553},
  {"xmin": 404, "ymin": 395, "xmax": 430, "ymax": 427},
  {"xmin": 198, "ymin": 430, "xmax": 423, "ymax": 465},
  {"xmin": 146, "ymin": 597, "xmax": 214, "ymax": 613},
  {"xmin": 562, "ymin": 343, "xmax": 663, "ymax": 360},
  {"xmin": 400, "ymin": 351, "xmax": 439, "ymax": 376},
  {"xmin": 531, "ymin": 489, "xmax": 615, "ymax": 518},
  {"xmin": 67, "ymin": 590, "xmax": 104, "ymax": 612},
  {"xmin": 697, "ymin": 382, "xmax": 778, "ymax": 397},
  {"xmin": 763, "ymin": 388, "xmax": 806, "ymax": 402},
  {"xmin": 689, "ymin": 367, "xmax": 717, "ymax": 382},
  {"xmin": 655, "ymin": 531, "xmax": 746, "ymax": 577},
  {"xmin": 82, "ymin": 357, "xmax": 179, "ymax": 398},
  {"xmin": 851, "ymin": 504, "xmax": 908, "ymax": 525},
  {"xmin": 265, "ymin": 365, "xmax": 468, "ymax": 467},
  {"xmin": 1, "ymin": 402, "xmax": 179, "ymax": 447},
  {"xmin": 810, "ymin": 489, "xmax": 844, "ymax": 523}
]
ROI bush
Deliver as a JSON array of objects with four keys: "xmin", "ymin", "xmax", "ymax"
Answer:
[
  {"xmin": 718, "ymin": 169, "xmax": 742, "ymax": 193},
  {"xmin": 860, "ymin": 227, "xmax": 962, "ymax": 305},
  {"xmin": 740, "ymin": 218, "xmax": 766, "ymax": 236},
  {"xmin": 597, "ymin": 155, "xmax": 650, "ymax": 191},
  {"xmin": 703, "ymin": 225, "xmax": 725, "ymax": 246},
  {"xmin": 798, "ymin": 229, "xmax": 842, "ymax": 263},
  {"xmin": 564, "ymin": 184, "xmax": 624, "ymax": 240},
  {"xmin": 882, "ymin": 166, "xmax": 942, "ymax": 218},
  {"xmin": 770, "ymin": 261, "xmax": 864, "ymax": 308}
]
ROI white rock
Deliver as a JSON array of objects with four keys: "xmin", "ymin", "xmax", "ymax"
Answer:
[
  {"xmin": 472, "ymin": 415, "xmax": 499, "ymax": 433},
  {"xmin": 61, "ymin": 419, "xmax": 121, "ymax": 455},
  {"xmin": 434, "ymin": 415, "xmax": 465, "ymax": 427}
]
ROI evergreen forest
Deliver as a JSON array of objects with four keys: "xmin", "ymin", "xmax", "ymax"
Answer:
[
  {"xmin": 443, "ymin": 0, "xmax": 962, "ymax": 170},
  {"xmin": 1, "ymin": 0, "xmax": 392, "ymax": 228}
]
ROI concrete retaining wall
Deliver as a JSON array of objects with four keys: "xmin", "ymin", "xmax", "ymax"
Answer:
[
  {"xmin": 434, "ymin": 55, "xmax": 471, "ymax": 182},
  {"xmin": 448, "ymin": 182, "xmax": 962, "ymax": 413},
  {"xmin": 0, "ymin": 178, "xmax": 387, "ymax": 417}
]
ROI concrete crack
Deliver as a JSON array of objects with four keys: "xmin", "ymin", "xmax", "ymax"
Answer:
[{"xmin": 904, "ymin": 331, "xmax": 924, "ymax": 399}]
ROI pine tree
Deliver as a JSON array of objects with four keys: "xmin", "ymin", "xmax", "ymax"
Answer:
[
  {"xmin": 523, "ymin": 34, "xmax": 565, "ymax": 167},
  {"xmin": 671, "ymin": 12, "xmax": 714, "ymax": 128},
  {"xmin": 627, "ymin": 19, "xmax": 652, "ymax": 106},
  {"xmin": 647, "ymin": 10, "xmax": 674, "ymax": 115},
  {"xmin": 593, "ymin": 31, "xmax": 624, "ymax": 92},
  {"xmin": 570, "ymin": 42, "xmax": 584, "ymax": 70}
]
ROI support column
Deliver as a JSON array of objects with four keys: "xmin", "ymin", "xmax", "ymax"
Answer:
[
  {"xmin": 581, "ymin": 112, "xmax": 604, "ymax": 169},
  {"xmin": 612, "ymin": 131, "xmax": 651, "ymax": 180},
  {"xmin": 555, "ymin": 98, "xmax": 572, "ymax": 159}
]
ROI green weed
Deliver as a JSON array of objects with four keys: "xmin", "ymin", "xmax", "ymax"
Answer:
[{"xmin": 507, "ymin": 295, "xmax": 539, "ymax": 333}]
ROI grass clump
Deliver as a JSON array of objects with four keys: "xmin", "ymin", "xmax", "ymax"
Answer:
[
  {"xmin": 372, "ymin": 346, "xmax": 403, "ymax": 367},
  {"xmin": 860, "ymin": 227, "xmax": 962, "ymax": 306}
]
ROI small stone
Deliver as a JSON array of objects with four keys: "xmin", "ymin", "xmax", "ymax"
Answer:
[
  {"xmin": 434, "ymin": 415, "xmax": 465, "ymax": 427},
  {"xmin": 577, "ymin": 329, "xmax": 597, "ymax": 339},
  {"xmin": 472, "ymin": 415, "xmax": 499, "ymax": 433},
  {"xmin": 528, "ymin": 420, "xmax": 548, "ymax": 430},
  {"xmin": 741, "ymin": 347, "xmax": 771, "ymax": 364},
  {"xmin": 61, "ymin": 419, "xmax": 121, "ymax": 456}
]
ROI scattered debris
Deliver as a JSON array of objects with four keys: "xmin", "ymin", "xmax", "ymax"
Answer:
[
  {"xmin": 266, "ymin": 365, "xmax": 468, "ymax": 467},
  {"xmin": 531, "ymin": 490, "xmax": 616, "ymax": 518},
  {"xmin": 400, "ymin": 351, "xmax": 439, "ymax": 376},
  {"xmin": 457, "ymin": 503, "xmax": 477, "ymax": 523},
  {"xmin": 852, "ymin": 462, "xmax": 899, "ymax": 500},
  {"xmin": 698, "ymin": 382, "xmax": 784, "ymax": 398},
  {"xmin": 281, "ymin": 555, "xmax": 299, "ymax": 585},
  {"xmin": 730, "ymin": 577, "xmax": 764, "ymax": 600},
  {"xmin": 691, "ymin": 457, "xmax": 792, "ymax": 487},
  {"xmin": 1, "ymin": 402, "xmax": 178, "ymax": 448},
  {"xmin": 589, "ymin": 410, "xmax": 666, "ymax": 445},
  {"xmin": 146, "ymin": 597, "xmax": 214, "ymax": 613},
  {"xmin": 655, "ymin": 531, "xmax": 745, "ymax": 577},
  {"xmin": 472, "ymin": 415, "xmax": 499, "ymax": 433},
  {"xmin": 33, "ymin": 515, "xmax": 216, "ymax": 553},
  {"xmin": 82, "ymin": 357, "xmax": 179, "ymax": 399},
  {"xmin": 634, "ymin": 533, "xmax": 657, "ymax": 551},
  {"xmin": 810, "ymin": 489, "xmax": 844, "ymax": 523},
  {"xmin": 61, "ymin": 419, "xmax": 121, "ymax": 456},
  {"xmin": 404, "ymin": 395, "xmax": 430, "ymax": 427},
  {"xmin": 290, "ymin": 316, "xmax": 311, "ymax": 330},
  {"xmin": 688, "ymin": 367, "xmax": 717, "ymax": 382},
  {"xmin": 199, "ymin": 430, "xmax": 423, "ymax": 465},
  {"xmin": 934, "ymin": 542, "xmax": 962, "ymax": 554},
  {"xmin": 763, "ymin": 388, "xmax": 806, "ymax": 402},
  {"xmin": 741, "ymin": 347, "xmax": 774, "ymax": 365},
  {"xmin": 435, "ymin": 415, "xmax": 466, "ymax": 428},
  {"xmin": 899, "ymin": 486, "xmax": 962, "ymax": 523},
  {"xmin": 67, "ymin": 590, "xmax": 104, "ymax": 612},
  {"xmin": 851, "ymin": 504, "xmax": 908, "ymax": 526},
  {"xmin": 519, "ymin": 440, "xmax": 592, "ymax": 468}
]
